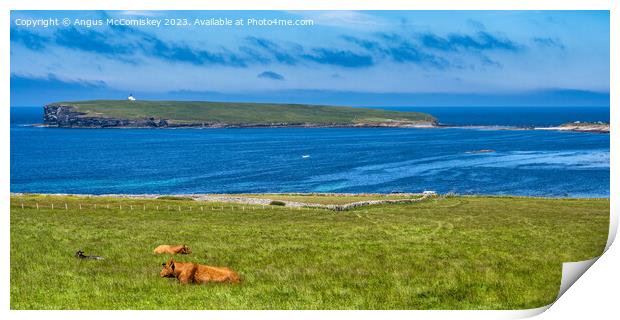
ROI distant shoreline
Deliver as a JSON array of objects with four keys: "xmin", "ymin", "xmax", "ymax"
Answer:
[
  {"xmin": 32, "ymin": 122, "xmax": 437, "ymax": 129},
  {"xmin": 436, "ymin": 123, "xmax": 610, "ymax": 133},
  {"xmin": 34, "ymin": 101, "xmax": 609, "ymax": 133},
  {"xmin": 31, "ymin": 122, "xmax": 609, "ymax": 133},
  {"xmin": 10, "ymin": 192, "xmax": 610, "ymax": 201},
  {"xmin": 32, "ymin": 101, "xmax": 610, "ymax": 133}
]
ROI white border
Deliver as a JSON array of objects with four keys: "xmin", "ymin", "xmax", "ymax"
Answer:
[{"xmin": 1, "ymin": 1, "xmax": 616, "ymax": 319}]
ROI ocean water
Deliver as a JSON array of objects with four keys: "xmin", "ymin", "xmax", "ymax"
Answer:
[{"xmin": 10, "ymin": 107, "xmax": 610, "ymax": 197}]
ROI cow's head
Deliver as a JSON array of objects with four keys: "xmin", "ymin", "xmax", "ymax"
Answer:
[
  {"xmin": 181, "ymin": 245, "xmax": 192, "ymax": 254},
  {"xmin": 160, "ymin": 258, "xmax": 176, "ymax": 277},
  {"xmin": 75, "ymin": 250, "xmax": 85, "ymax": 258}
]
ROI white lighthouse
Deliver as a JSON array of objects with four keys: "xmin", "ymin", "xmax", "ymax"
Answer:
[{"xmin": 128, "ymin": 94, "xmax": 136, "ymax": 101}]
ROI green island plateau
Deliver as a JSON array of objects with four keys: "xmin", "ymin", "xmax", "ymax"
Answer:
[{"xmin": 43, "ymin": 100, "xmax": 437, "ymax": 128}]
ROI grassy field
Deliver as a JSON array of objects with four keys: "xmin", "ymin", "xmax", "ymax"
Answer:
[
  {"xmin": 49, "ymin": 100, "xmax": 436, "ymax": 125},
  {"xmin": 237, "ymin": 194, "xmax": 424, "ymax": 205},
  {"xmin": 10, "ymin": 194, "xmax": 608, "ymax": 310}
]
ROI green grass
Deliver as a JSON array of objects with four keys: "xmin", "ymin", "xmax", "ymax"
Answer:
[
  {"xmin": 49, "ymin": 100, "xmax": 436, "ymax": 125},
  {"xmin": 239, "ymin": 194, "xmax": 424, "ymax": 205},
  {"xmin": 10, "ymin": 194, "xmax": 608, "ymax": 310}
]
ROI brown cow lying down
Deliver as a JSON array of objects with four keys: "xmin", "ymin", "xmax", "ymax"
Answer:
[
  {"xmin": 153, "ymin": 244, "xmax": 192, "ymax": 255},
  {"xmin": 160, "ymin": 258, "xmax": 241, "ymax": 284}
]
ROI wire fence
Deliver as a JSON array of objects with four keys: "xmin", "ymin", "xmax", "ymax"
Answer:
[
  {"xmin": 10, "ymin": 194, "xmax": 435, "ymax": 213},
  {"xmin": 10, "ymin": 201, "xmax": 326, "ymax": 213}
]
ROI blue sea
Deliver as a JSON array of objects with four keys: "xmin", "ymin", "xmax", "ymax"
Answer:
[{"xmin": 10, "ymin": 106, "xmax": 610, "ymax": 197}]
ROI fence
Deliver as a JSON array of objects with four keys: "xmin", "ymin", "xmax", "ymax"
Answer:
[
  {"xmin": 11, "ymin": 194, "xmax": 436, "ymax": 213},
  {"xmin": 10, "ymin": 201, "xmax": 326, "ymax": 213}
]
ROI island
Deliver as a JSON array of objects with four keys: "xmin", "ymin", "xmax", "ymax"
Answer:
[
  {"xmin": 40, "ymin": 100, "xmax": 609, "ymax": 133},
  {"xmin": 42, "ymin": 100, "xmax": 438, "ymax": 128}
]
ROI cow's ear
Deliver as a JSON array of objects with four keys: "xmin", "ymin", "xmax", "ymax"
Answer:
[{"xmin": 170, "ymin": 261, "xmax": 175, "ymax": 270}]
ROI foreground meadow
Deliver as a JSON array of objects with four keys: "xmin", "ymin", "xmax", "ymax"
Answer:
[{"xmin": 10, "ymin": 194, "xmax": 608, "ymax": 310}]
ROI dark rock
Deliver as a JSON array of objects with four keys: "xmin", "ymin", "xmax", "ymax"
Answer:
[{"xmin": 43, "ymin": 105, "xmax": 170, "ymax": 128}]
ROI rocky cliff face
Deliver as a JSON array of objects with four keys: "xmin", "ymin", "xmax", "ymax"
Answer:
[{"xmin": 43, "ymin": 105, "xmax": 169, "ymax": 128}]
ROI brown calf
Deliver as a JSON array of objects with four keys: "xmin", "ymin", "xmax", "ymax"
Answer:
[
  {"xmin": 153, "ymin": 244, "xmax": 192, "ymax": 255},
  {"xmin": 160, "ymin": 258, "xmax": 241, "ymax": 284}
]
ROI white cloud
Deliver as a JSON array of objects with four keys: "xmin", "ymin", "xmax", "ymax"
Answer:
[
  {"xmin": 117, "ymin": 11, "xmax": 163, "ymax": 17},
  {"xmin": 287, "ymin": 11, "xmax": 388, "ymax": 30}
]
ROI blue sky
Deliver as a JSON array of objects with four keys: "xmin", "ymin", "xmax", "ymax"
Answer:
[{"xmin": 10, "ymin": 10, "xmax": 609, "ymax": 106}]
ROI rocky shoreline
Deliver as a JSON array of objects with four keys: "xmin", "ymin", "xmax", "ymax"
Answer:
[
  {"xmin": 535, "ymin": 123, "xmax": 610, "ymax": 133},
  {"xmin": 437, "ymin": 123, "xmax": 610, "ymax": 133}
]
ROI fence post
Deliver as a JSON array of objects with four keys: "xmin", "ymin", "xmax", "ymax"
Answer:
[
  {"xmin": 143, "ymin": 205, "xmax": 146, "ymax": 211},
  {"xmin": 94, "ymin": 204, "xmax": 97, "ymax": 209},
  {"xmin": 65, "ymin": 203, "xmax": 68, "ymax": 210},
  {"xmin": 36, "ymin": 203, "xmax": 39, "ymax": 210},
  {"xmin": 178, "ymin": 206, "xmax": 181, "ymax": 212},
  {"xmin": 156, "ymin": 205, "xmax": 159, "ymax": 211},
  {"xmin": 79, "ymin": 204, "xmax": 82, "ymax": 210},
  {"xmin": 51, "ymin": 203, "xmax": 54, "ymax": 210},
  {"xmin": 189, "ymin": 206, "xmax": 192, "ymax": 211},
  {"xmin": 120, "ymin": 204, "xmax": 122, "ymax": 210},
  {"xmin": 21, "ymin": 203, "xmax": 24, "ymax": 209},
  {"xmin": 130, "ymin": 205, "xmax": 133, "ymax": 210},
  {"xmin": 200, "ymin": 206, "xmax": 203, "ymax": 211}
]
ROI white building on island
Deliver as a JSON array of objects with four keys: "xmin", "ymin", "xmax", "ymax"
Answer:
[{"xmin": 128, "ymin": 94, "xmax": 136, "ymax": 101}]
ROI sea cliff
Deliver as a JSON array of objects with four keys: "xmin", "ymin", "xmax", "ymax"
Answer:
[{"xmin": 43, "ymin": 105, "xmax": 170, "ymax": 128}]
